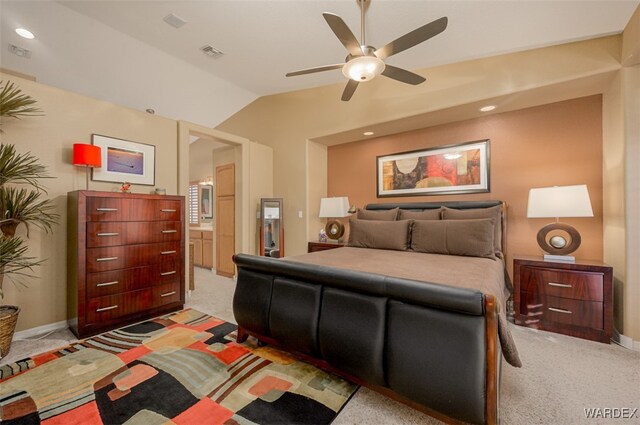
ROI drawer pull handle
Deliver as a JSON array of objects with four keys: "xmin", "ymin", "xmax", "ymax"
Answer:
[
  {"xmin": 548, "ymin": 307, "xmax": 572, "ymax": 315},
  {"xmin": 96, "ymin": 305, "xmax": 118, "ymax": 312},
  {"xmin": 97, "ymin": 232, "xmax": 119, "ymax": 237},
  {"xmin": 96, "ymin": 257, "xmax": 118, "ymax": 262},
  {"xmin": 161, "ymin": 250, "xmax": 177, "ymax": 255},
  {"xmin": 548, "ymin": 282, "xmax": 572, "ymax": 288},
  {"xmin": 161, "ymin": 230, "xmax": 177, "ymax": 234},
  {"xmin": 160, "ymin": 271, "xmax": 176, "ymax": 276},
  {"xmin": 161, "ymin": 209, "xmax": 177, "ymax": 212},
  {"xmin": 97, "ymin": 280, "xmax": 118, "ymax": 287},
  {"xmin": 160, "ymin": 291, "xmax": 177, "ymax": 297},
  {"xmin": 96, "ymin": 208, "xmax": 118, "ymax": 212}
]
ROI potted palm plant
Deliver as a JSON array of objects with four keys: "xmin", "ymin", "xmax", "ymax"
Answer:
[{"xmin": 0, "ymin": 80, "xmax": 57, "ymax": 357}]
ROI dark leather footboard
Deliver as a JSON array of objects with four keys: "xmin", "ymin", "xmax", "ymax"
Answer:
[{"xmin": 232, "ymin": 253, "xmax": 500, "ymax": 424}]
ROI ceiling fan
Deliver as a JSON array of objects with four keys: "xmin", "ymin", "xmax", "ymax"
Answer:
[{"xmin": 286, "ymin": 0, "xmax": 448, "ymax": 101}]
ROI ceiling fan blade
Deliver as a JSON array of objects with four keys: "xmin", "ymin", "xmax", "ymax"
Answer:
[
  {"xmin": 286, "ymin": 64, "xmax": 344, "ymax": 77},
  {"xmin": 375, "ymin": 16, "xmax": 448, "ymax": 60},
  {"xmin": 341, "ymin": 79, "xmax": 359, "ymax": 101},
  {"xmin": 323, "ymin": 13, "xmax": 363, "ymax": 57},
  {"xmin": 381, "ymin": 65, "xmax": 426, "ymax": 85}
]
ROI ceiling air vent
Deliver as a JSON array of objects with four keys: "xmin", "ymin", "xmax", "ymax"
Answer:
[
  {"xmin": 200, "ymin": 45, "xmax": 224, "ymax": 58},
  {"xmin": 163, "ymin": 13, "xmax": 187, "ymax": 29}
]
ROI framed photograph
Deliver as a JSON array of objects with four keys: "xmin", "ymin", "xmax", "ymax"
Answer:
[
  {"xmin": 91, "ymin": 134, "xmax": 155, "ymax": 186},
  {"xmin": 200, "ymin": 185, "xmax": 213, "ymax": 219},
  {"xmin": 377, "ymin": 139, "xmax": 490, "ymax": 197}
]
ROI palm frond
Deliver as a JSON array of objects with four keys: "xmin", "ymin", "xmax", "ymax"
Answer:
[
  {"xmin": 0, "ymin": 144, "xmax": 53, "ymax": 189},
  {"xmin": 0, "ymin": 80, "xmax": 43, "ymax": 121},
  {"xmin": 0, "ymin": 187, "xmax": 59, "ymax": 238},
  {"xmin": 0, "ymin": 236, "xmax": 41, "ymax": 298}
]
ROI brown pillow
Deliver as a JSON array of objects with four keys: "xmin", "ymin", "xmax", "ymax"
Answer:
[
  {"xmin": 411, "ymin": 219, "xmax": 496, "ymax": 259},
  {"xmin": 357, "ymin": 207, "xmax": 399, "ymax": 221},
  {"xmin": 348, "ymin": 219, "xmax": 410, "ymax": 251},
  {"xmin": 398, "ymin": 208, "xmax": 441, "ymax": 220},
  {"xmin": 442, "ymin": 206, "xmax": 502, "ymax": 254}
]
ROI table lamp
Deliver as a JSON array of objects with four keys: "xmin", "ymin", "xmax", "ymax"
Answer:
[
  {"xmin": 319, "ymin": 197, "xmax": 350, "ymax": 241},
  {"xmin": 527, "ymin": 184, "xmax": 593, "ymax": 262},
  {"xmin": 73, "ymin": 143, "xmax": 101, "ymax": 190}
]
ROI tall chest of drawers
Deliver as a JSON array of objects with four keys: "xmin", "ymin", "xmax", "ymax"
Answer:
[{"xmin": 68, "ymin": 191, "xmax": 185, "ymax": 338}]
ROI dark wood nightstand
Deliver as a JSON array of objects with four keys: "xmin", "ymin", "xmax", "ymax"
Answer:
[
  {"xmin": 513, "ymin": 256, "xmax": 613, "ymax": 343},
  {"xmin": 308, "ymin": 241, "xmax": 345, "ymax": 253}
]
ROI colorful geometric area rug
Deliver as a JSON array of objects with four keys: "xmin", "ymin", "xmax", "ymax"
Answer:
[{"xmin": 0, "ymin": 309, "xmax": 358, "ymax": 424}]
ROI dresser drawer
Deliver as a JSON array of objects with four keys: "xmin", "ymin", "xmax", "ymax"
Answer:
[
  {"xmin": 520, "ymin": 266, "xmax": 603, "ymax": 301},
  {"xmin": 87, "ymin": 198, "xmax": 123, "ymax": 222},
  {"xmin": 86, "ymin": 246, "xmax": 125, "ymax": 272},
  {"xmin": 156, "ymin": 200, "xmax": 182, "ymax": 221},
  {"xmin": 127, "ymin": 199, "xmax": 182, "ymax": 221},
  {"xmin": 86, "ymin": 288, "xmax": 153, "ymax": 324},
  {"xmin": 520, "ymin": 292, "xmax": 603, "ymax": 329},
  {"xmin": 153, "ymin": 282, "xmax": 181, "ymax": 307},
  {"xmin": 86, "ymin": 266, "xmax": 155, "ymax": 298},
  {"xmin": 87, "ymin": 242, "xmax": 181, "ymax": 272},
  {"xmin": 87, "ymin": 223, "xmax": 125, "ymax": 247},
  {"xmin": 87, "ymin": 222, "xmax": 182, "ymax": 247}
]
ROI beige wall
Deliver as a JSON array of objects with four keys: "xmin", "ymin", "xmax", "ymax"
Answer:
[
  {"xmin": 0, "ymin": 73, "xmax": 179, "ymax": 332},
  {"xmin": 327, "ymin": 96, "xmax": 603, "ymax": 274},
  {"xmin": 306, "ymin": 141, "xmax": 328, "ymax": 242},
  {"xmin": 621, "ymin": 65, "xmax": 640, "ymax": 342}
]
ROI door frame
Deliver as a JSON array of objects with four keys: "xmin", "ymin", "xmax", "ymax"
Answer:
[{"xmin": 178, "ymin": 121, "xmax": 252, "ymax": 279}]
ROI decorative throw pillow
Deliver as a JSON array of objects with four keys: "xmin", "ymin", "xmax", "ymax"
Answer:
[
  {"xmin": 356, "ymin": 207, "xmax": 399, "ymax": 221},
  {"xmin": 442, "ymin": 206, "xmax": 502, "ymax": 254},
  {"xmin": 410, "ymin": 218, "xmax": 496, "ymax": 259},
  {"xmin": 398, "ymin": 208, "xmax": 441, "ymax": 220},
  {"xmin": 348, "ymin": 219, "xmax": 410, "ymax": 251}
]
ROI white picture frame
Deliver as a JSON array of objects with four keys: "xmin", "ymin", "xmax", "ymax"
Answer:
[{"xmin": 91, "ymin": 134, "xmax": 156, "ymax": 186}]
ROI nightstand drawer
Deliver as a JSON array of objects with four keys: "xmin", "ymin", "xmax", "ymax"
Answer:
[
  {"xmin": 520, "ymin": 292, "xmax": 603, "ymax": 329},
  {"xmin": 520, "ymin": 266, "xmax": 603, "ymax": 301}
]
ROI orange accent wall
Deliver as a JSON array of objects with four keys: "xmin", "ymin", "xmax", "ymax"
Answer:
[{"xmin": 328, "ymin": 95, "xmax": 603, "ymax": 273}]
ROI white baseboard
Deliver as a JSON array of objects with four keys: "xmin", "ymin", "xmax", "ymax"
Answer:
[
  {"xmin": 613, "ymin": 328, "xmax": 640, "ymax": 351},
  {"xmin": 13, "ymin": 320, "xmax": 69, "ymax": 341}
]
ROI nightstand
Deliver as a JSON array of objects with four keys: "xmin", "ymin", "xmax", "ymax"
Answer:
[
  {"xmin": 308, "ymin": 241, "xmax": 345, "ymax": 253},
  {"xmin": 513, "ymin": 256, "xmax": 613, "ymax": 343}
]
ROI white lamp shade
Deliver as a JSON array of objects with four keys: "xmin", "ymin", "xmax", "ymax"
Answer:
[
  {"xmin": 319, "ymin": 197, "xmax": 350, "ymax": 218},
  {"xmin": 527, "ymin": 185, "xmax": 594, "ymax": 218}
]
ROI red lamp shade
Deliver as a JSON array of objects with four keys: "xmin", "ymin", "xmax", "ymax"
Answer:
[{"xmin": 73, "ymin": 143, "xmax": 101, "ymax": 168}]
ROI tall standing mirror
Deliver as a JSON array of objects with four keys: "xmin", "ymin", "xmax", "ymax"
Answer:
[{"xmin": 260, "ymin": 198, "xmax": 284, "ymax": 258}]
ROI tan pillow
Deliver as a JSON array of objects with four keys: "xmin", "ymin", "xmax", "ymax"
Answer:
[
  {"xmin": 398, "ymin": 208, "xmax": 441, "ymax": 220},
  {"xmin": 411, "ymin": 219, "xmax": 496, "ymax": 259},
  {"xmin": 357, "ymin": 207, "xmax": 399, "ymax": 221},
  {"xmin": 442, "ymin": 206, "xmax": 502, "ymax": 254},
  {"xmin": 348, "ymin": 219, "xmax": 410, "ymax": 251}
]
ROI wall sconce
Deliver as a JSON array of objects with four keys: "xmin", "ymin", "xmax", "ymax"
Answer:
[
  {"xmin": 527, "ymin": 184, "xmax": 593, "ymax": 262},
  {"xmin": 319, "ymin": 197, "xmax": 350, "ymax": 241},
  {"xmin": 73, "ymin": 143, "xmax": 101, "ymax": 190}
]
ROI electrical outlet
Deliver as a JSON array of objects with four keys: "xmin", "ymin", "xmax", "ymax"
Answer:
[{"xmin": 298, "ymin": 211, "xmax": 303, "ymax": 218}]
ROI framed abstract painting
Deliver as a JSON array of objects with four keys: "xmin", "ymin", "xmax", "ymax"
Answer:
[{"xmin": 376, "ymin": 139, "xmax": 490, "ymax": 197}]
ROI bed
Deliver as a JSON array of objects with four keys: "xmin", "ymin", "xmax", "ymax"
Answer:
[{"xmin": 232, "ymin": 201, "xmax": 520, "ymax": 424}]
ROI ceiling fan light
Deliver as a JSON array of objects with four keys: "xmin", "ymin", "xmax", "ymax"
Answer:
[{"xmin": 342, "ymin": 56, "xmax": 385, "ymax": 82}]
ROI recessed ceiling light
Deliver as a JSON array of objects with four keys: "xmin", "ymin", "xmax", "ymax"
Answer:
[
  {"xmin": 15, "ymin": 28, "xmax": 35, "ymax": 39},
  {"xmin": 146, "ymin": 109, "xmax": 155, "ymax": 114},
  {"xmin": 363, "ymin": 131, "xmax": 374, "ymax": 136},
  {"xmin": 480, "ymin": 105, "xmax": 496, "ymax": 112}
]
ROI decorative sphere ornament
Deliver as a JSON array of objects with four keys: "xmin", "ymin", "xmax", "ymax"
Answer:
[{"xmin": 550, "ymin": 235, "xmax": 567, "ymax": 249}]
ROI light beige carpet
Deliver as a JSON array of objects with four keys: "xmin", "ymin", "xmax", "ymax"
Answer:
[{"xmin": 3, "ymin": 267, "xmax": 639, "ymax": 424}]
